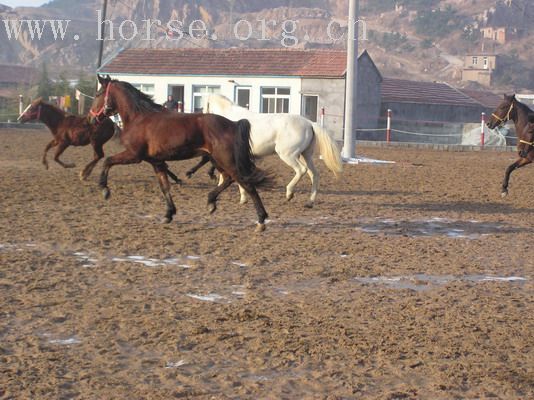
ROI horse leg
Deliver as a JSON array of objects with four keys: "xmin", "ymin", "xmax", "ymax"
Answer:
[
  {"xmin": 42, "ymin": 139, "xmax": 57, "ymax": 170},
  {"xmin": 186, "ymin": 155, "xmax": 210, "ymax": 179},
  {"xmin": 502, "ymin": 158, "xmax": 531, "ymax": 197},
  {"xmin": 99, "ymin": 150, "xmax": 141, "ymax": 199},
  {"xmin": 53, "ymin": 142, "xmax": 75, "ymax": 168},
  {"xmin": 207, "ymin": 173, "xmax": 234, "ymax": 214},
  {"xmin": 162, "ymin": 162, "xmax": 182, "ymax": 185},
  {"xmin": 278, "ymin": 152, "xmax": 307, "ymax": 202},
  {"xmin": 152, "ymin": 162, "xmax": 177, "ymax": 223},
  {"xmin": 80, "ymin": 142, "xmax": 104, "ymax": 181},
  {"xmin": 208, "ymin": 164, "xmax": 217, "ymax": 180},
  {"xmin": 238, "ymin": 181, "xmax": 269, "ymax": 232},
  {"xmin": 300, "ymin": 149, "xmax": 319, "ymax": 208},
  {"xmin": 237, "ymin": 184, "xmax": 248, "ymax": 205}
]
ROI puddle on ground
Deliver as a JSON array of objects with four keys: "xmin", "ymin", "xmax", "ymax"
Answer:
[
  {"xmin": 72, "ymin": 252, "xmax": 99, "ymax": 268},
  {"xmin": 186, "ymin": 293, "xmax": 226, "ymax": 302},
  {"xmin": 165, "ymin": 360, "xmax": 188, "ymax": 369},
  {"xmin": 111, "ymin": 255, "xmax": 194, "ymax": 268},
  {"xmin": 357, "ymin": 217, "xmax": 512, "ymax": 239},
  {"xmin": 48, "ymin": 337, "xmax": 82, "ymax": 345},
  {"xmin": 354, "ymin": 274, "xmax": 528, "ymax": 292}
]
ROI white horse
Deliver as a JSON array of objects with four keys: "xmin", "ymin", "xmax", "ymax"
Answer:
[{"xmin": 204, "ymin": 94, "xmax": 342, "ymax": 208}]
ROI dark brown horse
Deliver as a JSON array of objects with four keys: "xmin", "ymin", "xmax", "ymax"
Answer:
[
  {"xmin": 89, "ymin": 75, "xmax": 269, "ymax": 231},
  {"xmin": 18, "ymin": 98, "xmax": 118, "ymax": 180},
  {"xmin": 487, "ymin": 94, "xmax": 534, "ymax": 196}
]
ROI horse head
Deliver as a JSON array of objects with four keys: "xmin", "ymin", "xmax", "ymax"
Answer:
[
  {"xmin": 17, "ymin": 97, "xmax": 44, "ymax": 123},
  {"xmin": 487, "ymin": 94, "xmax": 516, "ymax": 129},
  {"xmin": 89, "ymin": 75, "xmax": 115, "ymax": 124}
]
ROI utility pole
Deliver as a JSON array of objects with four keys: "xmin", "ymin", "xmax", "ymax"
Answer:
[
  {"xmin": 96, "ymin": 0, "xmax": 108, "ymax": 82},
  {"xmin": 342, "ymin": 0, "xmax": 359, "ymax": 160}
]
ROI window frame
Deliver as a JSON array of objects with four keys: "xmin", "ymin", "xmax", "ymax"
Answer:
[{"xmin": 260, "ymin": 86, "xmax": 291, "ymax": 114}]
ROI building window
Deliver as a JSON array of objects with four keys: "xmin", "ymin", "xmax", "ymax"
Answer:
[
  {"xmin": 236, "ymin": 87, "xmax": 251, "ymax": 109},
  {"xmin": 483, "ymin": 57, "xmax": 488, "ymax": 69},
  {"xmin": 132, "ymin": 83, "xmax": 155, "ymax": 96},
  {"xmin": 302, "ymin": 95, "xmax": 319, "ymax": 122},
  {"xmin": 472, "ymin": 56, "xmax": 478, "ymax": 65},
  {"xmin": 261, "ymin": 87, "xmax": 290, "ymax": 113},
  {"xmin": 193, "ymin": 85, "xmax": 220, "ymax": 112}
]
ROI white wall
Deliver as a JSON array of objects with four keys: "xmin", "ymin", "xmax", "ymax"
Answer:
[{"xmin": 105, "ymin": 74, "xmax": 302, "ymax": 115}]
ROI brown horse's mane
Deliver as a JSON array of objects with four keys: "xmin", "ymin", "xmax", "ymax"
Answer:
[
  {"xmin": 37, "ymin": 99, "xmax": 67, "ymax": 117},
  {"xmin": 516, "ymin": 99, "xmax": 533, "ymax": 116},
  {"xmin": 113, "ymin": 80, "xmax": 165, "ymax": 114}
]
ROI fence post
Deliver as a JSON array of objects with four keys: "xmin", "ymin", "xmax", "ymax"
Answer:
[
  {"xmin": 320, "ymin": 107, "xmax": 325, "ymax": 128},
  {"xmin": 19, "ymin": 95, "xmax": 23, "ymax": 116},
  {"xmin": 481, "ymin": 112, "xmax": 486, "ymax": 147},
  {"xmin": 386, "ymin": 109, "xmax": 392, "ymax": 143}
]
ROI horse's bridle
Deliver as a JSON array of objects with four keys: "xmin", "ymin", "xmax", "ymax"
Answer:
[
  {"xmin": 89, "ymin": 83, "xmax": 113, "ymax": 123},
  {"xmin": 17, "ymin": 103, "xmax": 41, "ymax": 121},
  {"xmin": 491, "ymin": 102, "xmax": 514, "ymax": 127}
]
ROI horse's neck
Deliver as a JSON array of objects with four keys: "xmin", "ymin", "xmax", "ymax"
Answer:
[
  {"xmin": 513, "ymin": 102, "xmax": 532, "ymax": 136},
  {"xmin": 216, "ymin": 102, "xmax": 249, "ymax": 120},
  {"xmin": 40, "ymin": 105, "xmax": 65, "ymax": 133},
  {"xmin": 115, "ymin": 92, "xmax": 137, "ymax": 127}
]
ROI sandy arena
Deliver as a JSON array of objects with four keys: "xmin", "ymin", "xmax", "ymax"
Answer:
[{"xmin": 0, "ymin": 128, "xmax": 533, "ymax": 399}]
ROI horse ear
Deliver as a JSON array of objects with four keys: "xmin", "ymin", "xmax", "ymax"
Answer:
[
  {"xmin": 106, "ymin": 74, "xmax": 111, "ymax": 80},
  {"xmin": 511, "ymin": 94, "xmax": 516, "ymax": 101},
  {"xmin": 97, "ymin": 75, "xmax": 109, "ymax": 86}
]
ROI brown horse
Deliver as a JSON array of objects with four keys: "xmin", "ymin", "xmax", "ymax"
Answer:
[
  {"xmin": 487, "ymin": 94, "xmax": 534, "ymax": 196},
  {"xmin": 89, "ymin": 75, "xmax": 269, "ymax": 231}
]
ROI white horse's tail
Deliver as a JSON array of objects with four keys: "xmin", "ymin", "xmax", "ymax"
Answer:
[{"xmin": 312, "ymin": 123, "xmax": 343, "ymax": 178}]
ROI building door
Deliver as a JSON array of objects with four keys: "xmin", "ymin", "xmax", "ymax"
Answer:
[
  {"xmin": 236, "ymin": 87, "xmax": 251, "ymax": 109},
  {"xmin": 302, "ymin": 95, "xmax": 318, "ymax": 122},
  {"xmin": 168, "ymin": 85, "xmax": 184, "ymax": 111}
]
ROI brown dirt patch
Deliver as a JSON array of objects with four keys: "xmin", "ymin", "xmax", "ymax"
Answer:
[{"xmin": 0, "ymin": 128, "xmax": 533, "ymax": 399}]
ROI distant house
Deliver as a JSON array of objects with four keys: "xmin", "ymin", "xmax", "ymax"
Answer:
[
  {"xmin": 462, "ymin": 54, "xmax": 499, "ymax": 87},
  {"xmin": 516, "ymin": 94, "xmax": 534, "ymax": 108},
  {"xmin": 0, "ymin": 64, "xmax": 36, "ymax": 89},
  {"xmin": 99, "ymin": 48, "xmax": 382, "ymax": 140},
  {"xmin": 0, "ymin": 64, "xmax": 36, "ymax": 111},
  {"xmin": 99, "ymin": 47, "xmax": 497, "ymax": 144}
]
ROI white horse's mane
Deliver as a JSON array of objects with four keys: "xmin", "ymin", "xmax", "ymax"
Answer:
[{"xmin": 207, "ymin": 94, "xmax": 249, "ymax": 115}]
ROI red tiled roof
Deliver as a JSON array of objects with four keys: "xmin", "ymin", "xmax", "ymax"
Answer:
[
  {"xmin": 459, "ymin": 89, "xmax": 502, "ymax": 109},
  {"xmin": 100, "ymin": 48, "xmax": 348, "ymax": 78},
  {"xmin": 0, "ymin": 64, "xmax": 36, "ymax": 85},
  {"xmin": 381, "ymin": 78, "xmax": 480, "ymax": 107}
]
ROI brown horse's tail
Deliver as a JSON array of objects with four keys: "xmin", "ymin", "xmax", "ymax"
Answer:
[{"xmin": 233, "ymin": 119, "xmax": 269, "ymax": 186}]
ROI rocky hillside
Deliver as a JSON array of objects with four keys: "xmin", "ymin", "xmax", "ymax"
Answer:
[{"xmin": 0, "ymin": 0, "xmax": 532, "ymax": 90}]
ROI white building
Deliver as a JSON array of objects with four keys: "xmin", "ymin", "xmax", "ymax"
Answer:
[{"xmin": 98, "ymin": 48, "xmax": 382, "ymax": 140}]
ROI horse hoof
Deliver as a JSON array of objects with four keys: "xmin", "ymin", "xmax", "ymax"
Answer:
[
  {"xmin": 286, "ymin": 193, "xmax": 294, "ymax": 202},
  {"xmin": 208, "ymin": 203, "xmax": 216, "ymax": 214},
  {"xmin": 79, "ymin": 171, "xmax": 88, "ymax": 181},
  {"xmin": 304, "ymin": 201, "xmax": 314, "ymax": 209},
  {"xmin": 102, "ymin": 188, "xmax": 111, "ymax": 200},
  {"xmin": 66, "ymin": 163, "xmax": 76, "ymax": 169},
  {"xmin": 239, "ymin": 198, "xmax": 248, "ymax": 205},
  {"xmin": 501, "ymin": 191, "xmax": 508, "ymax": 198},
  {"xmin": 255, "ymin": 223, "xmax": 266, "ymax": 233},
  {"xmin": 163, "ymin": 216, "xmax": 172, "ymax": 224}
]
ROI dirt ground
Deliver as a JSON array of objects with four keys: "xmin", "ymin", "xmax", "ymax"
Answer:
[{"xmin": 0, "ymin": 128, "xmax": 533, "ymax": 400}]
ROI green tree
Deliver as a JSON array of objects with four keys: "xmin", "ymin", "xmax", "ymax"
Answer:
[{"xmin": 37, "ymin": 63, "xmax": 51, "ymax": 100}]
